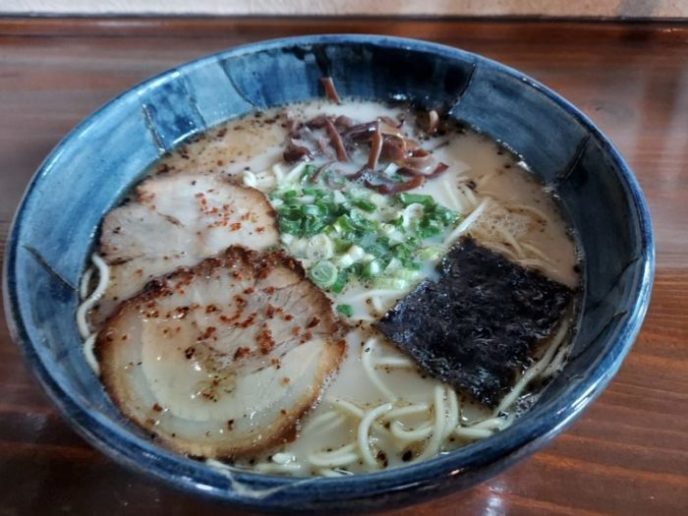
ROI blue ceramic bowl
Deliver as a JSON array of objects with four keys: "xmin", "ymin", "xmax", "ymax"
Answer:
[{"xmin": 3, "ymin": 35, "xmax": 654, "ymax": 511}]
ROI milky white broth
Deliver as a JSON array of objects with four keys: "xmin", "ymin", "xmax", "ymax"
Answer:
[{"xmin": 85, "ymin": 99, "xmax": 580, "ymax": 476}]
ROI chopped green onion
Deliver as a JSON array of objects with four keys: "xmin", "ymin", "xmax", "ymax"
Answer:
[
  {"xmin": 336, "ymin": 304, "xmax": 354, "ymax": 317},
  {"xmin": 431, "ymin": 205, "xmax": 460, "ymax": 225},
  {"xmin": 361, "ymin": 260, "xmax": 382, "ymax": 278},
  {"xmin": 330, "ymin": 269, "xmax": 350, "ymax": 293},
  {"xmin": 309, "ymin": 260, "xmax": 338, "ymax": 288},
  {"xmin": 332, "ymin": 238, "xmax": 352, "ymax": 253},
  {"xmin": 352, "ymin": 198, "xmax": 376, "ymax": 212},
  {"xmin": 283, "ymin": 162, "xmax": 308, "ymax": 183},
  {"xmin": 374, "ymin": 277, "xmax": 409, "ymax": 290},
  {"xmin": 418, "ymin": 246, "xmax": 444, "ymax": 260},
  {"xmin": 338, "ymin": 245, "xmax": 366, "ymax": 268},
  {"xmin": 270, "ymin": 174, "xmax": 462, "ymax": 295},
  {"xmin": 278, "ymin": 218, "xmax": 301, "ymax": 235},
  {"xmin": 333, "ymin": 214, "xmax": 356, "ymax": 235},
  {"xmin": 281, "ymin": 190, "xmax": 299, "ymax": 201},
  {"xmin": 364, "ymin": 240, "xmax": 390, "ymax": 259},
  {"xmin": 301, "ymin": 164, "xmax": 316, "ymax": 182},
  {"xmin": 302, "ymin": 204, "xmax": 322, "ymax": 216},
  {"xmin": 384, "ymin": 257, "xmax": 402, "ymax": 274},
  {"xmin": 301, "ymin": 187, "xmax": 317, "ymax": 195},
  {"xmin": 369, "ymin": 193, "xmax": 387, "ymax": 206},
  {"xmin": 398, "ymin": 193, "xmax": 436, "ymax": 208},
  {"xmin": 357, "ymin": 232, "xmax": 378, "ymax": 249},
  {"xmin": 406, "ymin": 260, "xmax": 422, "ymax": 271},
  {"xmin": 306, "ymin": 234, "xmax": 334, "ymax": 260},
  {"xmin": 417, "ymin": 218, "xmax": 444, "ymax": 238},
  {"xmin": 392, "ymin": 268, "xmax": 422, "ymax": 281}
]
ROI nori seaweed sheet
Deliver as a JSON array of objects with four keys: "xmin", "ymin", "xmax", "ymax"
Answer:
[{"xmin": 375, "ymin": 237, "xmax": 574, "ymax": 408}]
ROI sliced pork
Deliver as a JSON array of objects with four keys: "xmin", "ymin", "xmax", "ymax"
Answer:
[
  {"xmin": 96, "ymin": 247, "xmax": 346, "ymax": 458},
  {"xmin": 92, "ymin": 174, "xmax": 278, "ymax": 325}
]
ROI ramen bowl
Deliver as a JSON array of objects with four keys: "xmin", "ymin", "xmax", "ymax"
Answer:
[{"xmin": 3, "ymin": 35, "xmax": 654, "ymax": 511}]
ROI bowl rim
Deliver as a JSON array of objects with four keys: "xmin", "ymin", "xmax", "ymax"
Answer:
[{"xmin": 3, "ymin": 34, "xmax": 655, "ymax": 510}]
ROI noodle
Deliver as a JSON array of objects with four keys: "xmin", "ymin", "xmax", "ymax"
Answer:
[
  {"xmin": 358, "ymin": 403, "xmax": 394, "ymax": 468},
  {"xmin": 79, "ymin": 266, "xmax": 93, "ymax": 299},
  {"xmin": 255, "ymin": 462, "xmax": 303, "ymax": 474},
  {"xmin": 329, "ymin": 398, "xmax": 365, "ymax": 419},
  {"xmin": 454, "ymin": 413, "xmax": 512, "ymax": 440},
  {"xmin": 76, "ymin": 253, "xmax": 110, "ymax": 375},
  {"xmin": 416, "ymin": 386, "xmax": 447, "ymax": 461},
  {"xmin": 495, "ymin": 319, "xmax": 570, "ymax": 414},
  {"xmin": 542, "ymin": 343, "xmax": 570, "ymax": 379},
  {"xmin": 476, "ymin": 171, "xmax": 497, "ymax": 188},
  {"xmin": 317, "ymin": 415, "xmax": 349, "ymax": 435},
  {"xmin": 299, "ymin": 410, "xmax": 343, "ymax": 435},
  {"xmin": 83, "ymin": 334, "xmax": 100, "ymax": 375},
  {"xmin": 255, "ymin": 452, "xmax": 303, "ymax": 474},
  {"xmin": 443, "ymin": 387, "xmax": 460, "ymax": 439},
  {"xmin": 495, "ymin": 226, "xmax": 526, "ymax": 258},
  {"xmin": 453, "ymin": 426, "xmax": 494, "ymax": 440},
  {"xmin": 506, "ymin": 203, "xmax": 552, "ymax": 225},
  {"xmin": 382, "ymin": 403, "xmax": 430, "ymax": 419},
  {"xmin": 339, "ymin": 289, "xmax": 405, "ymax": 320},
  {"xmin": 460, "ymin": 184, "xmax": 478, "ymax": 207},
  {"xmin": 442, "ymin": 177, "xmax": 465, "ymax": 212},
  {"xmin": 517, "ymin": 258, "xmax": 550, "ymax": 269},
  {"xmin": 373, "ymin": 356, "xmax": 415, "ymax": 368},
  {"xmin": 390, "ymin": 421, "xmax": 433, "ymax": 442},
  {"xmin": 521, "ymin": 241, "xmax": 556, "ymax": 264},
  {"xmin": 318, "ymin": 468, "xmax": 351, "ymax": 477},
  {"xmin": 328, "ymin": 399, "xmax": 388, "ymax": 435},
  {"xmin": 467, "ymin": 417, "xmax": 508, "ymax": 430},
  {"xmin": 76, "ymin": 253, "xmax": 109, "ymax": 339},
  {"xmin": 518, "ymin": 257, "xmax": 567, "ymax": 285},
  {"xmin": 308, "ymin": 444, "xmax": 359, "ymax": 468},
  {"xmin": 370, "ymin": 295, "xmax": 386, "ymax": 314},
  {"xmin": 361, "ymin": 338, "xmax": 398, "ymax": 402},
  {"xmin": 444, "ymin": 198, "xmax": 490, "ymax": 244},
  {"xmin": 483, "ymin": 241, "xmax": 520, "ymax": 261}
]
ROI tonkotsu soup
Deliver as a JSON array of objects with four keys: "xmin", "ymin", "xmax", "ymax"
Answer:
[{"xmin": 78, "ymin": 82, "xmax": 580, "ymax": 477}]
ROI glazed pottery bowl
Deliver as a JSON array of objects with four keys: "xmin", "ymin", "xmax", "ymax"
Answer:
[{"xmin": 3, "ymin": 35, "xmax": 654, "ymax": 511}]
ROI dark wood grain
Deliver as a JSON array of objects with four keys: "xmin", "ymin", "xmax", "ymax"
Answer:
[{"xmin": 1, "ymin": 17, "xmax": 687, "ymax": 515}]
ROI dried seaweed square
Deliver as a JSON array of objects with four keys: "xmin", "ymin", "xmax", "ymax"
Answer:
[{"xmin": 375, "ymin": 237, "xmax": 573, "ymax": 407}]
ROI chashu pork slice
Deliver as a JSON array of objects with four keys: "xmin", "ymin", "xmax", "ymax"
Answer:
[
  {"xmin": 92, "ymin": 173, "xmax": 278, "ymax": 326},
  {"xmin": 96, "ymin": 247, "xmax": 346, "ymax": 458}
]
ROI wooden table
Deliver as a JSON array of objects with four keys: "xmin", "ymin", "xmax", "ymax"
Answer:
[{"xmin": 1, "ymin": 17, "xmax": 686, "ymax": 515}]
